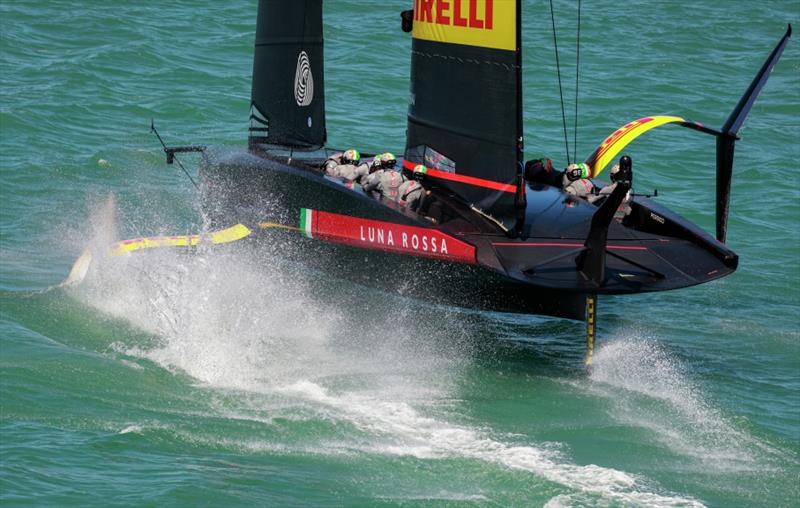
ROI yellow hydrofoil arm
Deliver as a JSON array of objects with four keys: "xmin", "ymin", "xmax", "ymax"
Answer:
[
  {"xmin": 109, "ymin": 224, "xmax": 252, "ymax": 255},
  {"xmin": 61, "ymin": 221, "xmax": 304, "ymax": 287},
  {"xmin": 61, "ymin": 224, "xmax": 253, "ymax": 287}
]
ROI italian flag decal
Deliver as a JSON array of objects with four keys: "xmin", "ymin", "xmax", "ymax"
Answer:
[
  {"xmin": 298, "ymin": 208, "xmax": 476, "ymax": 265},
  {"xmin": 300, "ymin": 207, "xmax": 314, "ymax": 238}
]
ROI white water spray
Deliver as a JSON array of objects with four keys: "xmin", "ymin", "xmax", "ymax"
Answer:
[
  {"xmin": 66, "ymin": 197, "xmax": 707, "ymax": 507},
  {"xmin": 587, "ymin": 335, "xmax": 781, "ymax": 473}
]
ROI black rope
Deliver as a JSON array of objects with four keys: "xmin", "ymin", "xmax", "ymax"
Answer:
[
  {"xmin": 549, "ymin": 0, "xmax": 571, "ymax": 165},
  {"xmin": 573, "ymin": 0, "xmax": 582, "ymax": 163}
]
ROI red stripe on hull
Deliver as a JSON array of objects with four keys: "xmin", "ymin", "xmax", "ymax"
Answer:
[
  {"xmin": 492, "ymin": 242, "xmax": 649, "ymax": 251},
  {"xmin": 310, "ymin": 209, "xmax": 477, "ymax": 264}
]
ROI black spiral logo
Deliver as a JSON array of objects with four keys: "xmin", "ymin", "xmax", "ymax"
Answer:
[{"xmin": 294, "ymin": 51, "xmax": 314, "ymax": 107}]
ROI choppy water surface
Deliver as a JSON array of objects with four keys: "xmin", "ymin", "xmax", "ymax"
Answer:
[{"xmin": 2, "ymin": 1, "xmax": 798, "ymax": 506}]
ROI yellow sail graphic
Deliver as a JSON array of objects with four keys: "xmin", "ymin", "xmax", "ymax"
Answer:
[
  {"xmin": 411, "ymin": 0, "xmax": 516, "ymax": 51},
  {"xmin": 585, "ymin": 116, "xmax": 687, "ymax": 177}
]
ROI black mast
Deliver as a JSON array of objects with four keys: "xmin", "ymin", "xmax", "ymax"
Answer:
[
  {"xmin": 513, "ymin": 0, "xmax": 526, "ymax": 233},
  {"xmin": 515, "ymin": 0, "xmax": 523, "ymax": 169}
]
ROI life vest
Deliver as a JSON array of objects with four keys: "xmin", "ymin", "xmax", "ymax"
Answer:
[{"xmin": 381, "ymin": 170, "xmax": 403, "ymax": 200}]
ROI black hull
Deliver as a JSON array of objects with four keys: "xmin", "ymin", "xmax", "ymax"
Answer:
[
  {"xmin": 200, "ymin": 149, "xmax": 586, "ymax": 320},
  {"xmin": 200, "ymin": 148, "xmax": 737, "ymax": 321}
]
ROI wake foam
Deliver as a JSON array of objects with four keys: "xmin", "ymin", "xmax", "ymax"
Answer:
[
  {"xmin": 278, "ymin": 380, "xmax": 703, "ymax": 507},
  {"xmin": 587, "ymin": 335, "xmax": 780, "ymax": 473}
]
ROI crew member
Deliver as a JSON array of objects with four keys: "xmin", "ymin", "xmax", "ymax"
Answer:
[
  {"xmin": 562, "ymin": 162, "xmax": 596, "ymax": 199},
  {"xmin": 524, "ymin": 157, "xmax": 560, "ymax": 186},
  {"xmin": 323, "ymin": 148, "xmax": 365, "ymax": 180},
  {"xmin": 376, "ymin": 152, "xmax": 397, "ymax": 171},
  {"xmin": 362, "ymin": 152, "xmax": 404, "ymax": 200},
  {"xmin": 591, "ymin": 155, "xmax": 633, "ymax": 218},
  {"xmin": 397, "ymin": 164, "xmax": 427, "ymax": 211},
  {"xmin": 360, "ymin": 153, "xmax": 391, "ymax": 181}
]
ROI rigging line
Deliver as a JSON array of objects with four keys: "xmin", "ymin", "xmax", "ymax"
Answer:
[
  {"xmin": 549, "ymin": 0, "xmax": 571, "ymax": 165},
  {"xmin": 573, "ymin": 0, "xmax": 582, "ymax": 163}
]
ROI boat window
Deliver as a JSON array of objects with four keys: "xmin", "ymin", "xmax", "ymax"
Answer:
[{"xmin": 406, "ymin": 145, "xmax": 456, "ymax": 173}]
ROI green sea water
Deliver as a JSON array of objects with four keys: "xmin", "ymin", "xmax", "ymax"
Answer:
[{"xmin": 1, "ymin": 1, "xmax": 799, "ymax": 506}]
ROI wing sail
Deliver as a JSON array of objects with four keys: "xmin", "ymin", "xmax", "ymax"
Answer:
[
  {"xmin": 404, "ymin": 0, "xmax": 522, "ymax": 227},
  {"xmin": 249, "ymin": 0, "xmax": 326, "ymax": 149}
]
